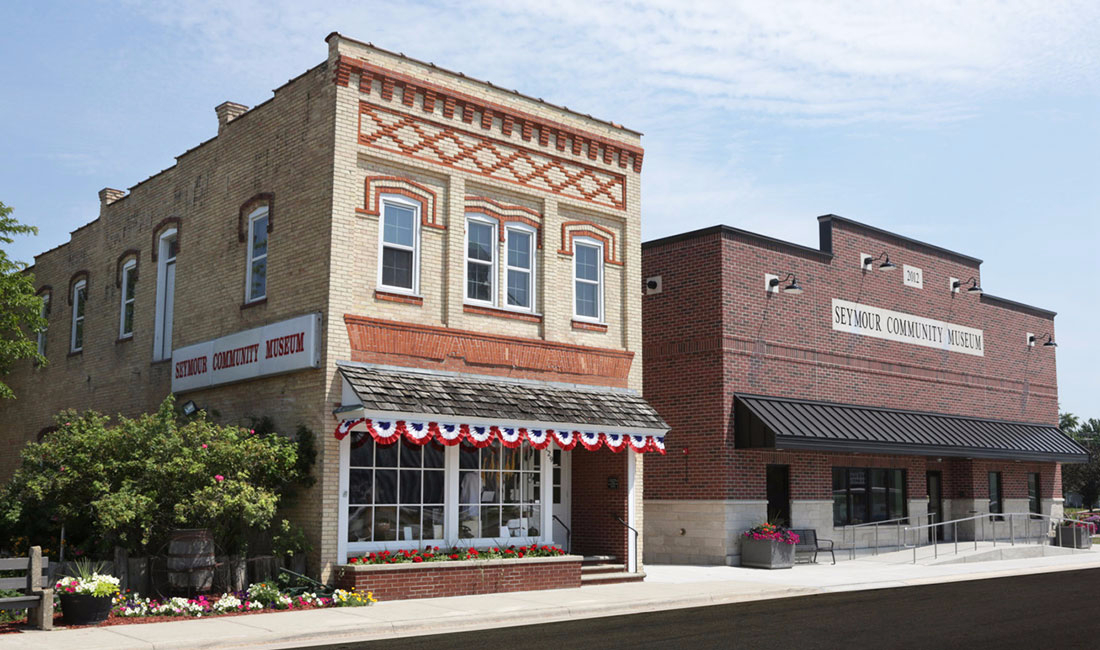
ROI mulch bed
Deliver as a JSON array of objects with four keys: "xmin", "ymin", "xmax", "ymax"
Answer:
[{"xmin": 0, "ymin": 602, "xmax": 329, "ymax": 633}]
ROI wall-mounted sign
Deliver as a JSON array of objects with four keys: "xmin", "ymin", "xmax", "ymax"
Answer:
[
  {"xmin": 831, "ymin": 299, "xmax": 983, "ymax": 356},
  {"xmin": 172, "ymin": 313, "xmax": 322, "ymax": 393},
  {"xmin": 903, "ymin": 265, "xmax": 923, "ymax": 289}
]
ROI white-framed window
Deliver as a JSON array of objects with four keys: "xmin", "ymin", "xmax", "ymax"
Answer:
[
  {"xmin": 119, "ymin": 259, "xmax": 137, "ymax": 339},
  {"xmin": 37, "ymin": 293, "xmax": 50, "ymax": 357},
  {"xmin": 70, "ymin": 280, "xmax": 86, "ymax": 353},
  {"xmin": 377, "ymin": 195, "xmax": 420, "ymax": 294},
  {"xmin": 153, "ymin": 230, "xmax": 177, "ymax": 361},
  {"xmin": 245, "ymin": 206, "xmax": 269, "ymax": 303},
  {"xmin": 504, "ymin": 225, "xmax": 535, "ymax": 311},
  {"xmin": 573, "ymin": 238, "xmax": 603, "ymax": 322},
  {"xmin": 340, "ymin": 430, "xmax": 553, "ymax": 557},
  {"xmin": 465, "ymin": 215, "xmax": 497, "ymax": 305}
]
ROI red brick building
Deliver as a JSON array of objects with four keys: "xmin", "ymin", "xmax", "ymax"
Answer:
[{"xmin": 641, "ymin": 215, "xmax": 1085, "ymax": 565}]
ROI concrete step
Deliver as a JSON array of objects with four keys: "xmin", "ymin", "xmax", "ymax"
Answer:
[
  {"xmin": 581, "ymin": 555, "xmax": 618, "ymax": 565},
  {"xmin": 581, "ymin": 571, "xmax": 646, "ymax": 586},
  {"xmin": 581, "ymin": 563, "xmax": 625, "ymax": 575}
]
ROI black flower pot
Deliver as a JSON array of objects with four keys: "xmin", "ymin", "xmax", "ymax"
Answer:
[{"xmin": 59, "ymin": 593, "xmax": 113, "ymax": 626}]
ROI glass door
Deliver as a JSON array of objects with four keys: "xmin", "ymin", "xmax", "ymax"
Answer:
[
  {"xmin": 551, "ymin": 449, "xmax": 571, "ymax": 551},
  {"xmin": 927, "ymin": 471, "xmax": 944, "ymax": 542},
  {"xmin": 766, "ymin": 464, "xmax": 791, "ymax": 527}
]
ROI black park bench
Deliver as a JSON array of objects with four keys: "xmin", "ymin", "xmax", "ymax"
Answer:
[
  {"xmin": 0, "ymin": 546, "xmax": 54, "ymax": 630},
  {"xmin": 791, "ymin": 529, "xmax": 835, "ymax": 565}
]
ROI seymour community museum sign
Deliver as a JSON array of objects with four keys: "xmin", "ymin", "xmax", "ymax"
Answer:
[
  {"xmin": 172, "ymin": 313, "xmax": 322, "ymax": 392},
  {"xmin": 831, "ymin": 299, "xmax": 984, "ymax": 356}
]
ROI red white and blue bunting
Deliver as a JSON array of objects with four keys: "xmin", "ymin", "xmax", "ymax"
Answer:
[{"xmin": 333, "ymin": 417, "xmax": 665, "ymax": 454}]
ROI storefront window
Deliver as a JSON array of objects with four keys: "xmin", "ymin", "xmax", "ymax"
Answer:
[
  {"xmin": 459, "ymin": 441, "xmax": 542, "ymax": 540},
  {"xmin": 832, "ymin": 467, "xmax": 906, "ymax": 526},
  {"xmin": 347, "ymin": 436, "xmax": 445, "ymax": 544}
]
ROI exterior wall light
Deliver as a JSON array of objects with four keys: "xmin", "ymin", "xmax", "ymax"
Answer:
[
  {"xmin": 862, "ymin": 252, "xmax": 897, "ymax": 271},
  {"xmin": 181, "ymin": 400, "xmax": 199, "ymax": 416},
  {"xmin": 1028, "ymin": 333, "xmax": 1057, "ymax": 348},
  {"xmin": 952, "ymin": 276, "xmax": 983, "ymax": 294},
  {"xmin": 768, "ymin": 273, "xmax": 803, "ymax": 295}
]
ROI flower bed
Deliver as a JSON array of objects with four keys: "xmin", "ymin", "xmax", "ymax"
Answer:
[{"xmin": 336, "ymin": 547, "xmax": 581, "ymax": 601}]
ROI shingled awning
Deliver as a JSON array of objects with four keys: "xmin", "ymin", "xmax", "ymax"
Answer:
[
  {"xmin": 334, "ymin": 363, "xmax": 669, "ymax": 454},
  {"xmin": 734, "ymin": 394, "xmax": 1087, "ymax": 463}
]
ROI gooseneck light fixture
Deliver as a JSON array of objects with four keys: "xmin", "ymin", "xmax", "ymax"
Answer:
[
  {"xmin": 1028, "ymin": 333, "xmax": 1057, "ymax": 348},
  {"xmin": 769, "ymin": 273, "xmax": 804, "ymax": 295},
  {"xmin": 952, "ymin": 276, "xmax": 983, "ymax": 294},
  {"xmin": 862, "ymin": 252, "xmax": 897, "ymax": 271}
]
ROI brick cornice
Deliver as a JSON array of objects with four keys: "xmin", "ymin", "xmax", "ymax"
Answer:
[
  {"xmin": 335, "ymin": 56, "xmax": 644, "ymax": 173},
  {"xmin": 344, "ymin": 314, "xmax": 632, "ymax": 385}
]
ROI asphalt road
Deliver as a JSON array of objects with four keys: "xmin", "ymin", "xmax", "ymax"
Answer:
[{"xmin": 304, "ymin": 568, "xmax": 1100, "ymax": 649}]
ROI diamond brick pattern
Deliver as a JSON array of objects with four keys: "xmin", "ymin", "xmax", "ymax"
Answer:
[{"xmin": 359, "ymin": 103, "xmax": 626, "ymax": 210}]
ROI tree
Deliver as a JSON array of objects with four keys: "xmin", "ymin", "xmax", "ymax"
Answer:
[
  {"xmin": 0, "ymin": 201, "xmax": 45, "ymax": 399},
  {"xmin": 1062, "ymin": 413, "xmax": 1100, "ymax": 509}
]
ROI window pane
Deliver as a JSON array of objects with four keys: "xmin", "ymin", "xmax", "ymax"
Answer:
[
  {"xmin": 251, "ymin": 215, "xmax": 268, "ymax": 256},
  {"xmin": 374, "ymin": 507, "xmax": 397, "ymax": 541},
  {"xmin": 350, "ymin": 435, "xmax": 374, "ymax": 467},
  {"xmin": 467, "ymin": 262, "xmax": 491, "ymax": 301},
  {"xmin": 507, "ymin": 269, "xmax": 530, "ymax": 308},
  {"xmin": 480, "ymin": 506, "xmax": 501, "ymax": 537},
  {"xmin": 467, "ymin": 221, "xmax": 493, "ymax": 261},
  {"xmin": 870, "ymin": 469, "xmax": 888, "ymax": 521},
  {"xmin": 75, "ymin": 287, "xmax": 86, "ymax": 318},
  {"xmin": 250, "ymin": 258, "xmax": 267, "ymax": 300},
  {"xmin": 501, "ymin": 471, "xmax": 519, "ymax": 503},
  {"xmin": 522, "ymin": 505, "xmax": 541, "ymax": 537},
  {"xmin": 381, "ymin": 247, "xmax": 413, "ymax": 289},
  {"xmin": 399, "ymin": 470, "xmax": 421, "ymax": 504},
  {"xmin": 889, "ymin": 470, "xmax": 905, "ymax": 519},
  {"xmin": 375, "ymin": 440, "xmax": 398, "ymax": 467},
  {"xmin": 375, "ymin": 470, "xmax": 397, "ymax": 504},
  {"xmin": 575, "ymin": 244, "xmax": 600, "ymax": 281},
  {"xmin": 832, "ymin": 468, "xmax": 848, "ymax": 526},
  {"xmin": 74, "ymin": 319, "xmax": 84, "ymax": 350},
  {"xmin": 480, "ymin": 471, "xmax": 499, "ymax": 503},
  {"xmin": 166, "ymin": 237, "xmax": 179, "ymax": 260},
  {"xmin": 424, "ymin": 442, "xmax": 444, "ymax": 469},
  {"xmin": 348, "ymin": 506, "xmax": 372, "ymax": 542},
  {"xmin": 849, "ymin": 468, "xmax": 868, "ymax": 525},
  {"xmin": 123, "ymin": 303, "xmax": 134, "ymax": 335},
  {"xmin": 124, "ymin": 267, "xmax": 137, "ymax": 300},
  {"xmin": 400, "ymin": 439, "xmax": 422, "ymax": 468},
  {"xmin": 507, "ymin": 231, "xmax": 531, "ymax": 269},
  {"xmin": 502, "ymin": 505, "xmax": 521, "ymax": 537},
  {"xmin": 423, "ymin": 470, "xmax": 445, "ymax": 504},
  {"xmin": 576, "ymin": 281, "xmax": 598, "ymax": 318},
  {"xmin": 349, "ymin": 469, "xmax": 373, "ymax": 505},
  {"xmin": 424, "ymin": 506, "xmax": 444, "ymax": 540},
  {"xmin": 383, "ymin": 204, "xmax": 415, "ymax": 247},
  {"xmin": 399, "ymin": 506, "xmax": 421, "ymax": 541},
  {"xmin": 459, "ymin": 470, "xmax": 480, "ymax": 504}
]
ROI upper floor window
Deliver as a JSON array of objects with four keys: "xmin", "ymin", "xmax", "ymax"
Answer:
[
  {"xmin": 70, "ymin": 280, "xmax": 86, "ymax": 353},
  {"xmin": 119, "ymin": 259, "xmax": 137, "ymax": 339},
  {"xmin": 378, "ymin": 195, "xmax": 419, "ymax": 293},
  {"xmin": 246, "ymin": 206, "xmax": 269, "ymax": 302},
  {"xmin": 37, "ymin": 292, "xmax": 50, "ymax": 357},
  {"xmin": 573, "ymin": 239, "xmax": 603, "ymax": 322},
  {"xmin": 465, "ymin": 217, "xmax": 496, "ymax": 305},
  {"xmin": 505, "ymin": 226, "xmax": 535, "ymax": 311}
]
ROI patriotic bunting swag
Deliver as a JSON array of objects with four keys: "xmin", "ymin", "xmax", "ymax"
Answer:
[{"xmin": 333, "ymin": 417, "xmax": 665, "ymax": 454}]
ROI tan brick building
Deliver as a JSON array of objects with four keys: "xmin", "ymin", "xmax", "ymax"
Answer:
[{"xmin": 1, "ymin": 33, "xmax": 667, "ymax": 589}]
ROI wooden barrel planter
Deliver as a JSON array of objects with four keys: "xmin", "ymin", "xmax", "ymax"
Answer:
[{"xmin": 166, "ymin": 529, "xmax": 215, "ymax": 593}]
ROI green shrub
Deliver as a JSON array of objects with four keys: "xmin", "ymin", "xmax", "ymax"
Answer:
[{"xmin": 0, "ymin": 396, "xmax": 307, "ymax": 556}]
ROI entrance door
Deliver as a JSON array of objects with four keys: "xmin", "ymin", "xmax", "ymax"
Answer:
[
  {"xmin": 551, "ymin": 449, "xmax": 571, "ymax": 551},
  {"xmin": 766, "ymin": 464, "xmax": 791, "ymax": 527},
  {"xmin": 927, "ymin": 471, "xmax": 944, "ymax": 542}
]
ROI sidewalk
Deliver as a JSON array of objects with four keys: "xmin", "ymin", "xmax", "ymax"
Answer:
[{"xmin": 6, "ymin": 549, "xmax": 1100, "ymax": 650}]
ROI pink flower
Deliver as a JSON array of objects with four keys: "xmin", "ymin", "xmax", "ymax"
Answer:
[
  {"xmin": 201, "ymin": 444, "xmax": 208, "ymax": 449},
  {"xmin": 215, "ymin": 474, "xmax": 224, "ymax": 482},
  {"xmin": 249, "ymin": 429, "xmax": 255, "ymax": 434}
]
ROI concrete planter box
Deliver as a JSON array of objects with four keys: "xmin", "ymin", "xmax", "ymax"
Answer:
[
  {"xmin": 740, "ymin": 538, "xmax": 795, "ymax": 569},
  {"xmin": 333, "ymin": 554, "xmax": 582, "ymax": 601},
  {"xmin": 1055, "ymin": 526, "xmax": 1093, "ymax": 549}
]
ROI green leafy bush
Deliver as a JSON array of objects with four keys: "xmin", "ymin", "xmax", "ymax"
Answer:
[{"xmin": 0, "ymin": 397, "xmax": 308, "ymax": 556}]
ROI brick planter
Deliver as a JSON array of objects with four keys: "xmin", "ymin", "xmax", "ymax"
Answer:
[{"xmin": 333, "ymin": 554, "xmax": 582, "ymax": 601}]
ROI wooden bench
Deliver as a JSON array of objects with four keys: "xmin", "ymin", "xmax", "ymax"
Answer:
[
  {"xmin": 0, "ymin": 546, "xmax": 54, "ymax": 630},
  {"xmin": 790, "ymin": 529, "xmax": 835, "ymax": 565}
]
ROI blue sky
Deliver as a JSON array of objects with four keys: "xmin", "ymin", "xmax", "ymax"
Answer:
[{"xmin": 1, "ymin": 1, "xmax": 1097, "ymax": 417}]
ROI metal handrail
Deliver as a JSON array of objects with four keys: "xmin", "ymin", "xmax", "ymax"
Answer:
[
  {"xmin": 552, "ymin": 515, "xmax": 571, "ymax": 554},
  {"xmin": 902, "ymin": 512, "xmax": 1097, "ymax": 564},
  {"xmin": 842, "ymin": 513, "xmax": 938, "ymax": 560},
  {"xmin": 614, "ymin": 514, "xmax": 639, "ymax": 573}
]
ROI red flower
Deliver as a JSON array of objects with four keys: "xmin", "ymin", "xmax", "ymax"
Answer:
[
  {"xmin": 450, "ymin": 554, "xmax": 459, "ymax": 560},
  {"xmin": 413, "ymin": 556, "xmax": 423, "ymax": 563}
]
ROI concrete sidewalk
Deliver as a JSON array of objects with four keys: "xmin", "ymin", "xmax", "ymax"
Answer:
[{"xmin": 6, "ymin": 549, "xmax": 1100, "ymax": 650}]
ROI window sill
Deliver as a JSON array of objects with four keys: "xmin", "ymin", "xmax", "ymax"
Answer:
[
  {"xmin": 241, "ymin": 298, "xmax": 268, "ymax": 310},
  {"xmin": 463, "ymin": 303, "xmax": 542, "ymax": 323},
  {"xmin": 375, "ymin": 289, "xmax": 423, "ymax": 306},
  {"xmin": 66, "ymin": 349, "xmax": 83, "ymax": 358},
  {"xmin": 571, "ymin": 320, "xmax": 608, "ymax": 332},
  {"xmin": 150, "ymin": 357, "xmax": 172, "ymax": 366},
  {"xmin": 116, "ymin": 335, "xmax": 133, "ymax": 344}
]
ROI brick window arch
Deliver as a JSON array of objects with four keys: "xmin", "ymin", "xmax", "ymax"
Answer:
[
  {"xmin": 115, "ymin": 249, "xmax": 140, "ymax": 287},
  {"xmin": 357, "ymin": 176, "xmax": 443, "ymax": 230},
  {"xmin": 238, "ymin": 193, "xmax": 274, "ymax": 243},
  {"xmin": 151, "ymin": 217, "xmax": 181, "ymax": 262},
  {"xmin": 558, "ymin": 220, "xmax": 622, "ymax": 266}
]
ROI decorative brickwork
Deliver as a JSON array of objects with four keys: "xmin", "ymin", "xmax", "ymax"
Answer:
[
  {"xmin": 114, "ymin": 250, "xmax": 139, "ymax": 287},
  {"xmin": 344, "ymin": 314, "xmax": 633, "ymax": 386},
  {"xmin": 150, "ymin": 217, "xmax": 180, "ymax": 262},
  {"xmin": 558, "ymin": 220, "xmax": 622, "ymax": 265},
  {"xmin": 463, "ymin": 304, "xmax": 542, "ymax": 323},
  {"xmin": 572, "ymin": 320, "xmax": 608, "ymax": 332},
  {"xmin": 356, "ymin": 175, "xmax": 443, "ymax": 230},
  {"xmin": 332, "ymin": 556, "xmax": 581, "ymax": 601},
  {"xmin": 237, "ymin": 193, "xmax": 274, "ymax": 243},
  {"xmin": 464, "ymin": 196, "xmax": 542, "ymax": 246},
  {"xmin": 358, "ymin": 102, "xmax": 626, "ymax": 210},
  {"xmin": 374, "ymin": 290, "xmax": 424, "ymax": 306},
  {"xmin": 67, "ymin": 270, "xmax": 89, "ymax": 305}
]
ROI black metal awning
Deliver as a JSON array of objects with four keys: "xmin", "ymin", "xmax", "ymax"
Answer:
[{"xmin": 734, "ymin": 394, "xmax": 1088, "ymax": 463}]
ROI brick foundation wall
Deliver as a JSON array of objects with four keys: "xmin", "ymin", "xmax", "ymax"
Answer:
[{"xmin": 332, "ymin": 555, "xmax": 581, "ymax": 601}]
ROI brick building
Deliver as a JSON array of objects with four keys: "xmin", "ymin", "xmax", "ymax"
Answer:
[
  {"xmin": 641, "ymin": 216, "xmax": 1086, "ymax": 565},
  {"xmin": 1, "ymin": 32, "xmax": 667, "ymax": 589}
]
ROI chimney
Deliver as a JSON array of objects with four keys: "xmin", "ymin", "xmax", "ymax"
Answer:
[
  {"xmin": 215, "ymin": 101, "xmax": 249, "ymax": 132},
  {"xmin": 99, "ymin": 188, "xmax": 126, "ymax": 213}
]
